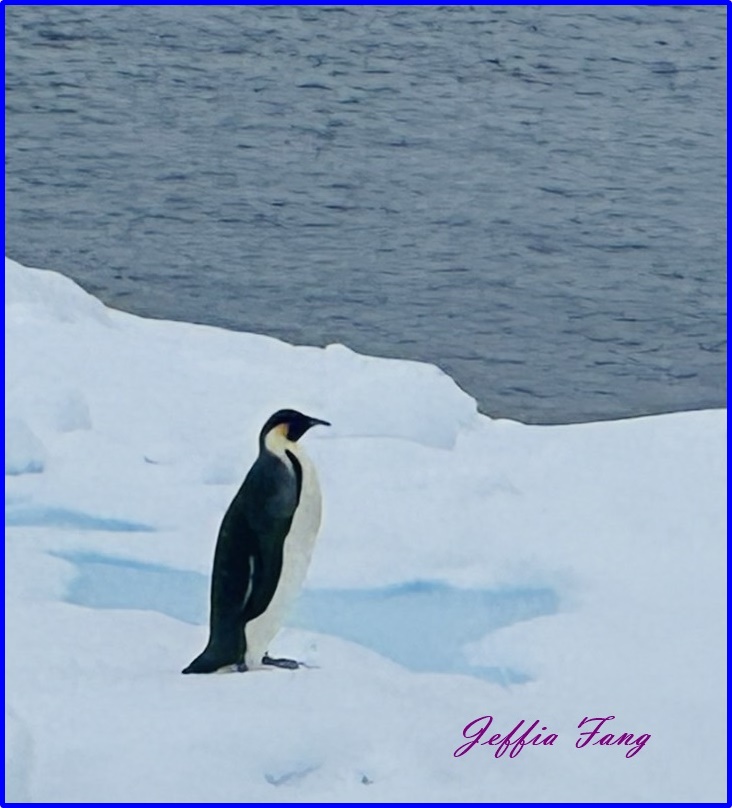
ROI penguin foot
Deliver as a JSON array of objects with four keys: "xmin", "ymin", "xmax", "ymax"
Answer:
[
  {"xmin": 262, "ymin": 654, "xmax": 300, "ymax": 670},
  {"xmin": 236, "ymin": 662, "xmax": 248, "ymax": 672},
  {"xmin": 183, "ymin": 651, "xmax": 233, "ymax": 674}
]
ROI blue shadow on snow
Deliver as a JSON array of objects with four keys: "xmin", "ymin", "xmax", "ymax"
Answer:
[
  {"xmin": 6, "ymin": 505, "xmax": 154, "ymax": 533},
  {"xmin": 53, "ymin": 550, "xmax": 558, "ymax": 683}
]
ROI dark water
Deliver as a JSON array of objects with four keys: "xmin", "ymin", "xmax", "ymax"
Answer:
[{"xmin": 4, "ymin": 5, "xmax": 726, "ymax": 424}]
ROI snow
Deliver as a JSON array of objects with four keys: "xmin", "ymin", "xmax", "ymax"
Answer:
[
  {"xmin": 4, "ymin": 416, "xmax": 46, "ymax": 476},
  {"xmin": 4, "ymin": 256, "xmax": 727, "ymax": 802}
]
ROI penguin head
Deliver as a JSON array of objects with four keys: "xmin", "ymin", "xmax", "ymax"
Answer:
[{"xmin": 260, "ymin": 409, "xmax": 330, "ymax": 450}]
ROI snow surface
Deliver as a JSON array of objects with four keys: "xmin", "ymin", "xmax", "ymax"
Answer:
[{"xmin": 4, "ymin": 256, "xmax": 727, "ymax": 802}]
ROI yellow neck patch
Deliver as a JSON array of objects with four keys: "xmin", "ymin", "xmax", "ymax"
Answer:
[{"xmin": 264, "ymin": 422, "xmax": 293, "ymax": 455}]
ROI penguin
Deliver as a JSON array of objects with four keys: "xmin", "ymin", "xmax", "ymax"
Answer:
[{"xmin": 183, "ymin": 409, "xmax": 329, "ymax": 674}]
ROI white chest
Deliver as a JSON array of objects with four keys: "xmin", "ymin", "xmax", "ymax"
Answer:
[{"xmin": 278, "ymin": 445, "xmax": 322, "ymax": 591}]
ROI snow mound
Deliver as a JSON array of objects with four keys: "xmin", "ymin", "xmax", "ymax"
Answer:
[
  {"xmin": 318, "ymin": 342, "xmax": 477, "ymax": 448},
  {"xmin": 5, "ymin": 256, "xmax": 109, "ymax": 325},
  {"xmin": 4, "ymin": 257, "xmax": 477, "ymax": 461},
  {"xmin": 7, "ymin": 379, "xmax": 92, "ymax": 437},
  {"xmin": 5, "ymin": 416, "xmax": 46, "ymax": 475}
]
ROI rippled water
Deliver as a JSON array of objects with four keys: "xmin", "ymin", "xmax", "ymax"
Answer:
[{"xmin": 5, "ymin": 5, "xmax": 726, "ymax": 423}]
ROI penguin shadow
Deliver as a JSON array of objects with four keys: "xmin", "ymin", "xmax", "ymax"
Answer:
[{"xmin": 52, "ymin": 550, "xmax": 559, "ymax": 684}]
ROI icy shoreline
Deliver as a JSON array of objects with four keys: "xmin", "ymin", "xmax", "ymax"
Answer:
[{"xmin": 5, "ymin": 257, "xmax": 726, "ymax": 802}]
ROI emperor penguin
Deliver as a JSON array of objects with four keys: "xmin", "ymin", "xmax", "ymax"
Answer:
[{"xmin": 183, "ymin": 409, "xmax": 329, "ymax": 674}]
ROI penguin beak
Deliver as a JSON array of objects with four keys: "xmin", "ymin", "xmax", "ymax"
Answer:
[{"xmin": 307, "ymin": 417, "xmax": 331, "ymax": 428}]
